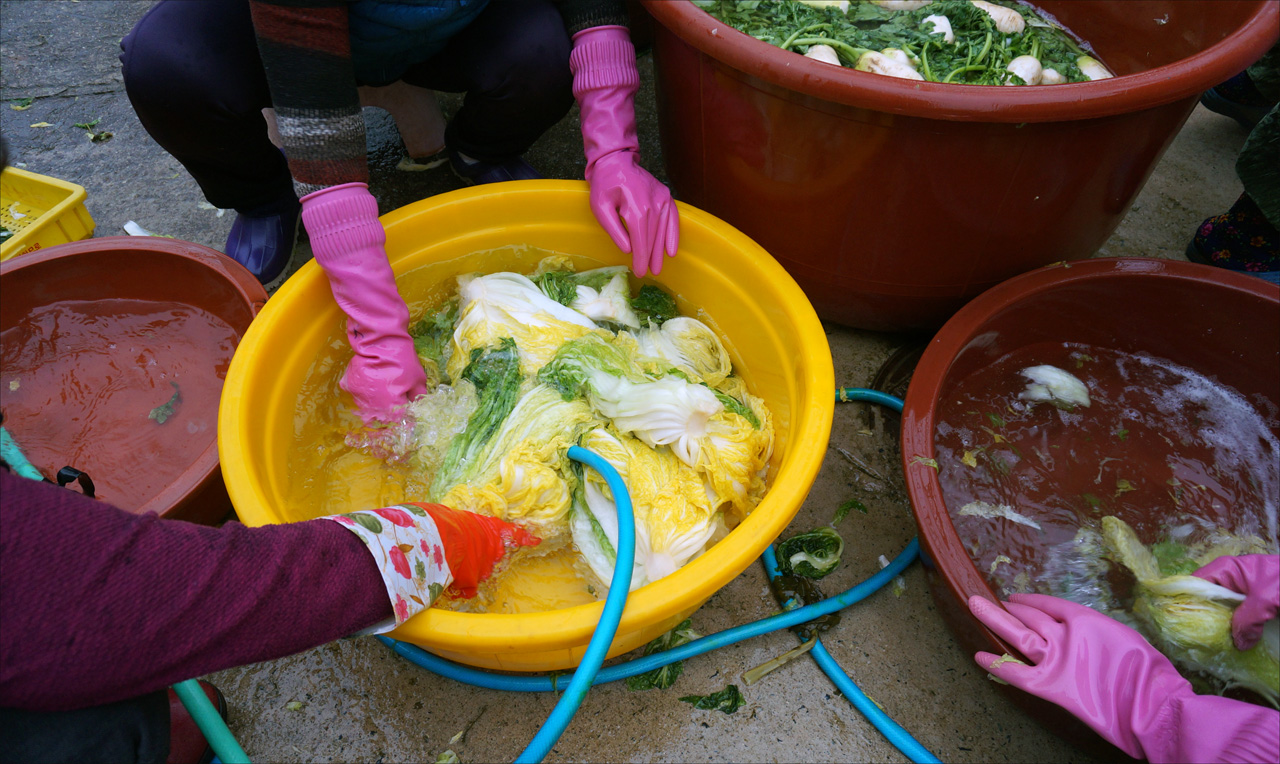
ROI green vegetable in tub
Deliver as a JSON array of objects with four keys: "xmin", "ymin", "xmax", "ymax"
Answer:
[
  {"xmin": 433, "ymin": 381, "xmax": 600, "ymax": 544},
  {"xmin": 680, "ymin": 684, "xmax": 745, "ymax": 714},
  {"xmin": 1102, "ymin": 516, "xmax": 1280, "ymax": 707},
  {"xmin": 626, "ymin": 618, "xmax": 701, "ymax": 691},
  {"xmin": 540, "ymin": 333, "xmax": 773, "ymax": 515},
  {"xmin": 0, "ymin": 224, "xmax": 12, "ymax": 241},
  {"xmin": 148, "ymin": 382, "xmax": 181, "ymax": 424},
  {"xmin": 776, "ymin": 526, "xmax": 845, "ymax": 579},
  {"xmin": 410, "ymin": 301, "xmax": 458, "ymax": 385},
  {"xmin": 448, "ymin": 271, "xmax": 598, "ymax": 381},
  {"xmin": 534, "ymin": 266, "xmax": 641, "ymax": 328},
  {"xmin": 629, "ymin": 284, "xmax": 680, "ymax": 326},
  {"xmin": 696, "ymin": 0, "xmax": 1104, "ymax": 85},
  {"xmin": 430, "ymin": 339, "xmax": 524, "ymax": 494},
  {"xmin": 626, "ymin": 316, "xmax": 732, "ymax": 387}
]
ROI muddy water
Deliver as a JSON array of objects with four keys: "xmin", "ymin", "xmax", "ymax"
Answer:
[{"xmin": 1, "ymin": 298, "xmax": 237, "ymax": 509}]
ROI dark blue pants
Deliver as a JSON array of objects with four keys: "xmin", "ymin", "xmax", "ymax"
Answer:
[
  {"xmin": 0, "ymin": 691, "xmax": 168, "ymax": 764},
  {"xmin": 120, "ymin": 0, "xmax": 574, "ymax": 210}
]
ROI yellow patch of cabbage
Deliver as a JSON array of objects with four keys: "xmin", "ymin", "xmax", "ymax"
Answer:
[
  {"xmin": 442, "ymin": 437, "xmax": 575, "ymax": 543},
  {"xmin": 1102, "ymin": 516, "xmax": 1279, "ymax": 707},
  {"xmin": 697, "ymin": 390, "xmax": 774, "ymax": 519},
  {"xmin": 581, "ymin": 428, "xmax": 720, "ymax": 584}
]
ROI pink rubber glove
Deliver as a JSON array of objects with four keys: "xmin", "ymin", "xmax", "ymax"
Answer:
[
  {"xmin": 969, "ymin": 593, "xmax": 1280, "ymax": 763},
  {"xmin": 1194, "ymin": 554, "xmax": 1280, "ymax": 651},
  {"xmin": 300, "ymin": 183, "xmax": 428, "ymax": 424},
  {"xmin": 570, "ymin": 25, "xmax": 679, "ymax": 278}
]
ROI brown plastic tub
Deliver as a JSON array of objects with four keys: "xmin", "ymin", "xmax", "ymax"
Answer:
[
  {"xmin": 643, "ymin": 0, "xmax": 1279, "ymax": 331},
  {"xmin": 0, "ymin": 237, "xmax": 267, "ymax": 524},
  {"xmin": 899, "ymin": 258, "xmax": 1280, "ymax": 756}
]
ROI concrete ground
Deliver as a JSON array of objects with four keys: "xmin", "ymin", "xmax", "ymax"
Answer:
[{"xmin": 0, "ymin": 2, "xmax": 1252, "ymax": 763}]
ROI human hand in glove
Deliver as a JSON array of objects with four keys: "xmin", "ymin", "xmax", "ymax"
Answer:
[
  {"xmin": 969, "ymin": 593, "xmax": 1280, "ymax": 763},
  {"xmin": 571, "ymin": 26, "xmax": 679, "ymax": 279},
  {"xmin": 327, "ymin": 502, "xmax": 540, "ymax": 629},
  {"xmin": 1193, "ymin": 554, "xmax": 1280, "ymax": 651},
  {"xmin": 300, "ymin": 182, "xmax": 428, "ymax": 425}
]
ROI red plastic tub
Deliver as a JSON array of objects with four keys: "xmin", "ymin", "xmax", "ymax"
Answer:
[
  {"xmin": 0, "ymin": 237, "xmax": 267, "ymax": 525},
  {"xmin": 900, "ymin": 258, "xmax": 1280, "ymax": 755},
  {"xmin": 643, "ymin": 0, "xmax": 1279, "ymax": 331}
]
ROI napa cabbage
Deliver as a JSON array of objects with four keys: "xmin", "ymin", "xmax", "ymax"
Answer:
[
  {"xmin": 433, "ymin": 382, "xmax": 601, "ymax": 541},
  {"xmin": 448, "ymin": 271, "xmax": 599, "ymax": 381},
  {"xmin": 571, "ymin": 428, "xmax": 720, "ymax": 591},
  {"xmin": 627, "ymin": 316, "xmax": 732, "ymax": 387},
  {"xmin": 538, "ymin": 334, "xmax": 725, "ymax": 465},
  {"xmin": 1102, "ymin": 516, "xmax": 1279, "ymax": 707}
]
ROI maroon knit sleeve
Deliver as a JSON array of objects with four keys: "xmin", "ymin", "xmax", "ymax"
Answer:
[{"xmin": 0, "ymin": 472, "xmax": 392, "ymax": 712}]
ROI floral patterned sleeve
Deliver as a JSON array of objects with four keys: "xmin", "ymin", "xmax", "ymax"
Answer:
[{"xmin": 324, "ymin": 504, "xmax": 451, "ymax": 633}]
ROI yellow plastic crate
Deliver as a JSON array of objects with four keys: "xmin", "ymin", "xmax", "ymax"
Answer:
[{"xmin": 1, "ymin": 167, "xmax": 95, "ymax": 261}]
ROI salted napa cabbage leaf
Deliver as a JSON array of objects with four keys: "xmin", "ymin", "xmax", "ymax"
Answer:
[
  {"xmin": 432, "ymin": 383, "xmax": 601, "ymax": 540},
  {"xmin": 629, "ymin": 316, "xmax": 732, "ymax": 387},
  {"xmin": 571, "ymin": 428, "xmax": 721, "ymax": 591},
  {"xmin": 569, "ymin": 268, "xmax": 641, "ymax": 329},
  {"xmin": 1102, "ymin": 516, "xmax": 1279, "ymax": 707},
  {"xmin": 538, "ymin": 334, "xmax": 725, "ymax": 465},
  {"xmin": 448, "ymin": 271, "xmax": 599, "ymax": 381}
]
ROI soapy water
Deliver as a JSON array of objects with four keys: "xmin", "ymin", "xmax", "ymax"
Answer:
[{"xmin": 935, "ymin": 342, "xmax": 1279, "ymax": 625}]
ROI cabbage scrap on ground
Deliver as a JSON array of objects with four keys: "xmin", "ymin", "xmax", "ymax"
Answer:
[
  {"xmin": 401, "ymin": 258, "xmax": 775, "ymax": 602},
  {"xmin": 1102, "ymin": 516, "xmax": 1279, "ymax": 707},
  {"xmin": 695, "ymin": 0, "xmax": 1111, "ymax": 85}
]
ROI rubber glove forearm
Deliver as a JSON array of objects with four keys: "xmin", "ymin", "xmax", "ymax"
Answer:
[
  {"xmin": 571, "ymin": 25, "xmax": 679, "ymax": 278},
  {"xmin": 300, "ymin": 182, "xmax": 428, "ymax": 424},
  {"xmin": 970, "ymin": 593, "xmax": 1280, "ymax": 763}
]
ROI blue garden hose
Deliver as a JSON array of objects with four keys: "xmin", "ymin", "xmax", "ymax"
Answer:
[{"xmin": 514, "ymin": 445, "xmax": 636, "ymax": 763}]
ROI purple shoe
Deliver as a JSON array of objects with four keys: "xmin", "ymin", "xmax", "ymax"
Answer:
[
  {"xmin": 448, "ymin": 149, "xmax": 541, "ymax": 185},
  {"xmin": 225, "ymin": 194, "xmax": 301, "ymax": 284}
]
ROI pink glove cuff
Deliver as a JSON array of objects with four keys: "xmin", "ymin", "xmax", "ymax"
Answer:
[
  {"xmin": 300, "ymin": 182, "xmax": 385, "ymax": 268},
  {"xmin": 570, "ymin": 26, "xmax": 640, "ymax": 98}
]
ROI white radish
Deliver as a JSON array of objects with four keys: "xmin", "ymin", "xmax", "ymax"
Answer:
[
  {"xmin": 856, "ymin": 51, "xmax": 925, "ymax": 80},
  {"xmin": 1006, "ymin": 55, "xmax": 1043, "ymax": 86},
  {"xmin": 923, "ymin": 14, "xmax": 955, "ymax": 43},
  {"xmin": 1040, "ymin": 68, "xmax": 1066, "ymax": 84},
  {"xmin": 1077, "ymin": 55, "xmax": 1113, "ymax": 80},
  {"xmin": 882, "ymin": 48, "xmax": 920, "ymax": 70},
  {"xmin": 970, "ymin": 0, "xmax": 1025, "ymax": 34},
  {"xmin": 804, "ymin": 44, "xmax": 842, "ymax": 66}
]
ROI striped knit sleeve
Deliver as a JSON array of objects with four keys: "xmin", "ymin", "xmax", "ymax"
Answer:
[
  {"xmin": 553, "ymin": 0, "xmax": 630, "ymax": 36},
  {"xmin": 248, "ymin": 0, "xmax": 368, "ymax": 197}
]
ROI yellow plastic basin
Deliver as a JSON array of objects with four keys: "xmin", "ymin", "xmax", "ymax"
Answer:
[{"xmin": 219, "ymin": 181, "xmax": 834, "ymax": 671}]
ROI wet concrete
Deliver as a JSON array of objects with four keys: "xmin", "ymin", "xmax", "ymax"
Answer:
[{"xmin": 0, "ymin": 1, "xmax": 1254, "ymax": 762}]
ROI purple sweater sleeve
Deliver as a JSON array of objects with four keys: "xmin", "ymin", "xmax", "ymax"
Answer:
[{"xmin": 0, "ymin": 472, "xmax": 392, "ymax": 712}]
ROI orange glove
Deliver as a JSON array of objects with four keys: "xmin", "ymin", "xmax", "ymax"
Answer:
[{"xmin": 411, "ymin": 502, "xmax": 541, "ymax": 598}]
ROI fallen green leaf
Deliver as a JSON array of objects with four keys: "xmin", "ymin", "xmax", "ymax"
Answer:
[
  {"xmin": 29, "ymin": 122, "xmax": 53, "ymax": 128},
  {"xmin": 679, "ymin": 684, "xmax": 744, "ymax": 714},
  {"xmin": 88, "ymin": 131, "xmax": 112, "ymax": 143},
  {"xmin": 73, "ymin": 118, "xmax": 101, "ymax": 130},
  {"xmin": 626, "ymin": 618, "xmax": 700, "ymax": 691},
  {"xmin": 910, "ymin": 455, "xmax": 939, "ymax": 470},
  {"xmin": 9, "ymin": 97, "xmax": 33, "ymax": 110},
  {"xmin": 435, "ymin": 750, "xmax": 460, "ymax": 764},
  {"xmin": 832, "ymin": 498, "xmax": 866, "ymax": 525},
  {"xmin": 285, "ymin": 701, "xmax": 304, "ymax": 711}
]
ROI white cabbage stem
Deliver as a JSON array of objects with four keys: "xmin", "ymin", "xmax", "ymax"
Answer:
[
  {"xmin": 804, "ymin": 44, "xmax": 842, "ymax": 66},
  {"xmin": 923, "ymin": 14, "xmax": 955, "ymax": 43},
  {"xmin": 1040, "ymin": 68, "xmax": 1066, "ymax": 85},
  {"xmin": 796, "ymin": 0, "xmax": 850, "ymax": 12},
  {"xmin": 1078, "ymin": 55, "xmax": 1113, "ymax": 80},
  {"xmin": 970, "ymin": 0, "xmax": 1025, "ymax": 34},
  {"xmin": 874, "ymin": 0, "xmax": 933, "ymax": 10},
  {"xmin": 1018, "ymin": 365, "xmax": 1091, "ymax": 408},
  {"xmin": 1006, "ymin": 55, "xmax": 1043, "ymax": 86},
  {"xmin": 856, "ymin": 51, "xmax": 924, "ymax": 80}
]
